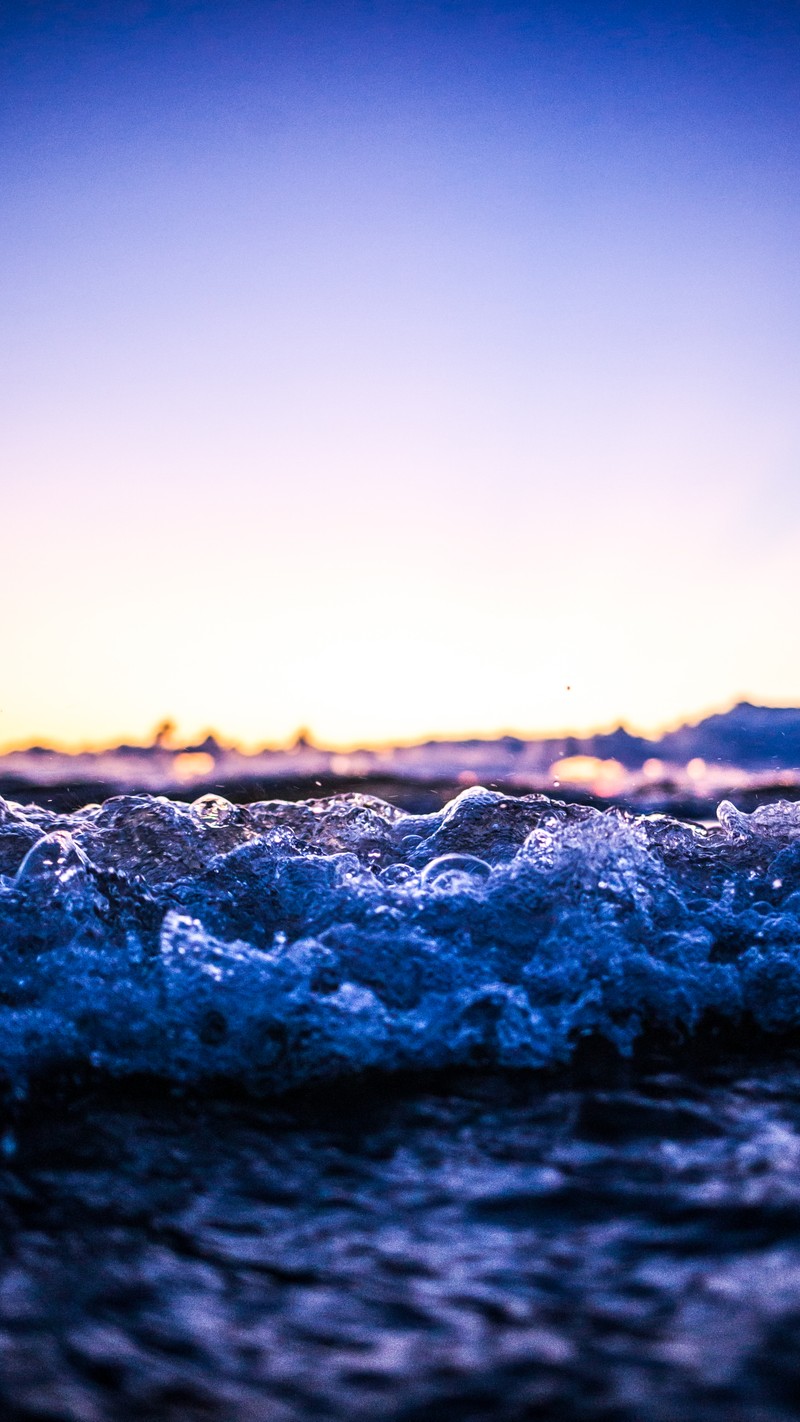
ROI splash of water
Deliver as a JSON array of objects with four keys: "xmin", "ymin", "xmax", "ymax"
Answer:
[{"xmin": 1, "ymin": 786, "xmax": 800, "ymax": 1092}]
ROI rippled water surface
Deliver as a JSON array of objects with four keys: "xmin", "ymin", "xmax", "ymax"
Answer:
[{"xmin": 4, "ymin": 1066, "xmax": 800, "ymax": 1420}]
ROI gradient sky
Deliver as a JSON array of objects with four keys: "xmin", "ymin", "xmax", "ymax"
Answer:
[{"xmin": 2, "ymin": 0, "xmax": 799, "ymax": 749}]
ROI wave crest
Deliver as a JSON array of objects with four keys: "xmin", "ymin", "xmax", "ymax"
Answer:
[{"xmin": 1, "ymin": 787, "xmax": 800, "ymax": 1090}]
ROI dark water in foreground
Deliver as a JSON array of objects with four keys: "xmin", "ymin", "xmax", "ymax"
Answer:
[{"xmin": 4, "ymin": 1063, "xmax": 800, "ymax": 1421}]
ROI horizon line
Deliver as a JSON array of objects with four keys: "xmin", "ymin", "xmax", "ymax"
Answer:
[{"xmin": 0, "ymin": 696, "xmax": 784, "ymax": 760}]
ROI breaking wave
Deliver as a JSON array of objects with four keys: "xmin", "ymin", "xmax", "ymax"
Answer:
[{"xmin": 2, "ymin": 786, "xmax": 800, "ymax": 1092}]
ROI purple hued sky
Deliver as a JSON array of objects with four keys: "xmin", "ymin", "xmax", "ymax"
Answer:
[{"xmin": 2, "ymin": 1, "xmax": 799, "ymax": 749}]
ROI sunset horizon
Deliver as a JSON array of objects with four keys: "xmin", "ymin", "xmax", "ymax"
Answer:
[
  {"xmin": 3, "ymin": 0, "xmax": 799, "ymax": 754},
  {"xmin": 2, "ymin": 691, "xmax": 799, "ymax": 759}
]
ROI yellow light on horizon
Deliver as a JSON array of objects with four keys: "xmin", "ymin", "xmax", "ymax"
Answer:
[
  {"xmin": 172, "ymin": 751, "xmax": 216, "ymax": 782},
  {"xmin": 549, "ymin": 755, "xmax": 627, "ymax": 795}
]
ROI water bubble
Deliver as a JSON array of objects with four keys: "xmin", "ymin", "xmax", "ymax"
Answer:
[{"xmin": 420, "ymin": 854, "xmax": 492, "ymax": 891}]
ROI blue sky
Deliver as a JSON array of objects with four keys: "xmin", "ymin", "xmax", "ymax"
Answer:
[{"xmin": 2, "ymin": 1, "xmax": 799, "ymax": 747}]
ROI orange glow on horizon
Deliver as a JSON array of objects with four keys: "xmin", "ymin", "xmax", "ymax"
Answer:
[
  {"xmin": 550, "ymin": 756, "xmax": 627, "ymax": 794},
  {"xmin": 0, "ymin": 697, "xmax": 796, "ymax": 759},
  {"xmin": 172, "ymin": 751, "xmax": 216, "ymax": 781}
]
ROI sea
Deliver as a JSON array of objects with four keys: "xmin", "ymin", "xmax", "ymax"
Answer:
[{"xmin": 3, "ymin": 783, "xmax": 800, "ymax": 1418}]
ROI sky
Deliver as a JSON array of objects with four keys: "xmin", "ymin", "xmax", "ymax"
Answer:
[{"xmin": 1, "ymin": 0, "xmax": 799, "ymax": 749}]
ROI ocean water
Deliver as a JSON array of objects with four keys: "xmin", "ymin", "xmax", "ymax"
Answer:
[
  {"xmin": 3, "ymin": 786, "xmax": 800, "ymax": 1417},
  {"xmin": 1, "ymin": 786, "xmax": 800, "ymax": 1090}
]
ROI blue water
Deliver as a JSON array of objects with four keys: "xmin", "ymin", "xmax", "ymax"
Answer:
[
  {"xmin": 2, "ymin": 786, "xmax": 800, "ymax": 1092},
  {"xmin": 5, "ymin": 787, "xmax": 800, "ymax": 1417}
]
